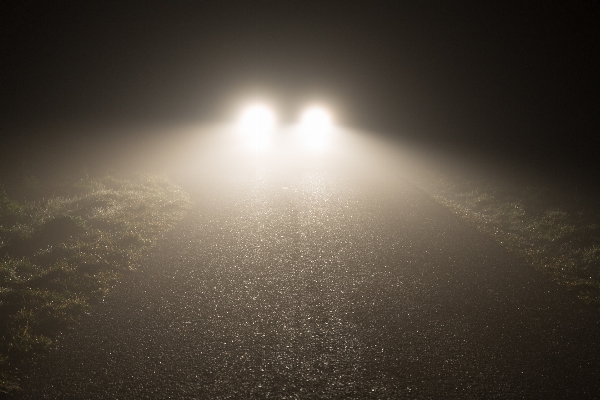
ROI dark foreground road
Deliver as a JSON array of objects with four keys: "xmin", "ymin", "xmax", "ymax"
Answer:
[{"xmin": 14, "ymin": 133, "xmax": 600, "ymax": 399}]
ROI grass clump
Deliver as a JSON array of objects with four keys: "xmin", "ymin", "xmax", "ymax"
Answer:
[
  {"xmin": 0, "ymin": 174, "xmax": 190, "ymax": 394},
  {"xmin": 412, "ymin": 165, "xmax": 600, "ymax": 308}
]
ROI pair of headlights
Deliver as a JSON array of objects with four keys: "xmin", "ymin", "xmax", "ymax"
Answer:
[
  {"xmin": 238, "ymin": 104, "xmax": 333, "ymax": 151},
  {"xmin": 239, "ymin": 104, "xmax": 332, "ymax": 133}
]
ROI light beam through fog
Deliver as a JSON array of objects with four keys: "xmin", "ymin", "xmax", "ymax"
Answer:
[
  {"xmin": 298, "ymin": 106, "xmax": 334, "ymax": 151},
  {"xmin": 238, "ymin": 104, "xmax": 277, "ymax": 151},
  {"xmin": 13, "ymin": 111, "xmax": 600, "ymax": 399},
  {"xmin": 153, "ymin": 121, "xmax": 409, "ymax": 189}
]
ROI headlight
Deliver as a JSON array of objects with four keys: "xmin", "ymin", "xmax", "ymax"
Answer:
[
  {"xmin": 299, "ymin": 106, "xmax": 332, "ymax": 149},
  {"xmin": 238, "ymin": 104, "xmax": 277, "ymax": 150},
  {"xmin": 300, "ymin": 106, "xmax": 332, "ymax": 131}
]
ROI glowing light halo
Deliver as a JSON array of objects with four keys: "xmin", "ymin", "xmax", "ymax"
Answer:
[
  {"xmin": 300, "ymin": 106, "xmax": 332, "ymax": 131},
  {"xmin": 238, "ymin": 103, "xmax": 277, "ymax": 150},
  {"xmin": 298, "ymin": 106, "xmax": 333, "ymax": 150},
  {"xmin": 239, "ymin": 104, "xmax": 276, "ymax": 132}
]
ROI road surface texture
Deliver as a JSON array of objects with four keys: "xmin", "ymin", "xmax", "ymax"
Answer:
[{"xmin": 14, "ymin": 132, "xmax": 600, "ymax": 399}]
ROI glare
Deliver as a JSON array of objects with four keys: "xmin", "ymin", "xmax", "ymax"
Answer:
[
  {"xmin": 299, "ymin": 106, "xmax": 333, "ymax": 150},
  {"xmin": 300, "ymin": 106, "xmax": 332, "ymax": 131},
  {"xmin": 238, "ymin": 104, "xmax": 277, "ymax": 150}
]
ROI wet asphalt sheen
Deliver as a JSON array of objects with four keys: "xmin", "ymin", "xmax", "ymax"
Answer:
[{"xmin": 15, "ymin": 159, "xmax": 600, "ymax": 399}]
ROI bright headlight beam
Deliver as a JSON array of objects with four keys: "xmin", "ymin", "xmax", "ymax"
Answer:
[
  {"xmin": 300, "ymin": 106, "xmax": 332, "ymax": 131},
  {"xmin": 240, "ymin": 104, "xmax": 276, "ymax": 132},
  {"xmin": 299, "ymin": 106, "xmax": 333, "ymax": 150},
  {"xmin": 238, "ymin": 104, "xmax": 277, "ymax": 150}
]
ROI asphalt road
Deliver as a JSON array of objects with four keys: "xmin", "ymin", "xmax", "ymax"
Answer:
[{"xmin": 14, "ymin": 131, "xmax": 600, "ymax": 399}]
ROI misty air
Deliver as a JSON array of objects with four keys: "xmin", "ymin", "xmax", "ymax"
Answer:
[{"xmin": 1, "ymin": 2, "xmax": 599, "ymax": 398}]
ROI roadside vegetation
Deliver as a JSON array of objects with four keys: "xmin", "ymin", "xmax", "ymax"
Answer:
[
  {"xmin": 411, "ymin": 156, "xmax": 600, "ymax": 310},
  {"xmin": 0, "ymin": 173, "xmax": 190, "ymax": 393}
]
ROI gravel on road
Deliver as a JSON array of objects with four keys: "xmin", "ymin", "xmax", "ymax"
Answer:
[{"xmin": 15, "ymin": 157, "xmax": 600, "ymax": 399}]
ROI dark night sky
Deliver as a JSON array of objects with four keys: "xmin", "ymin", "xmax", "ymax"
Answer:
[{"xmin": 1, "ymin": 1, "xmax": 599, "ymax": 169}]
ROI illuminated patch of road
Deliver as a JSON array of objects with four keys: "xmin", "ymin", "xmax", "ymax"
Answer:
[{"xmin": 193, "ymin": 166, "xmax": 376, "ymax": 397}]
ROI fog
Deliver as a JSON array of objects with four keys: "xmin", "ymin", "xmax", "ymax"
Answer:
[{"xmin": 1, "ymin": 2, "xmax": 598, "ymax": 191}]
